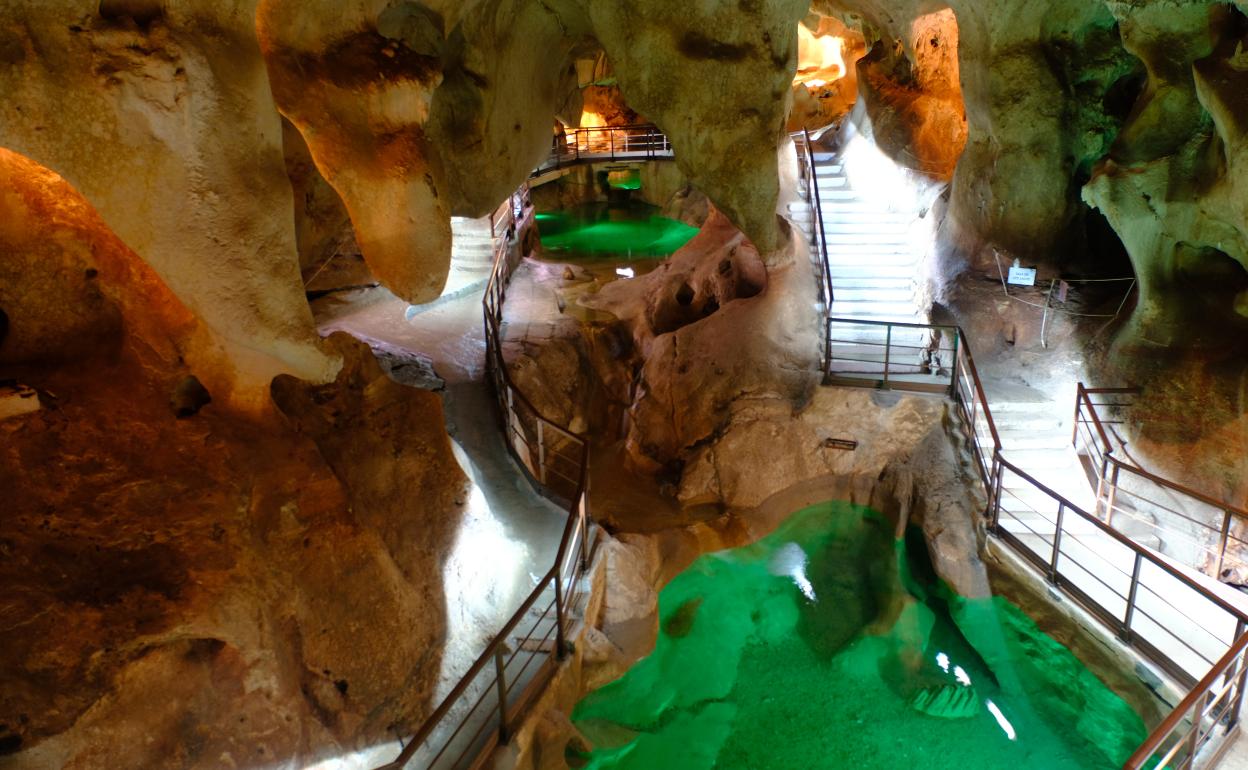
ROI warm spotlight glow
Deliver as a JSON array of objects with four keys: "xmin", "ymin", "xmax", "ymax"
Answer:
[
  {"xmin": 795, "ymin": 24, "xmax": 847, "ymax": 89},
  {"xmin": 568, "ymin": 109, "xmax": 614, "ymax": 151}
]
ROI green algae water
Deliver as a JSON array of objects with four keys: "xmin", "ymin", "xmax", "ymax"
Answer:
[
  {"xmin": 535, "ymin": 201, "xmax": 697, "ymax": 260},
  {"xmin": 572, "ymin": 501, "xmax": 1147, "ymax": 770}
]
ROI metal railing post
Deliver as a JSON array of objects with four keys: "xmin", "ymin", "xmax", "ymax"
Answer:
[
  {"xmin": 1216, "ymin": 511, "xmax": 1233, "ymax": 578},
  {"xmin": 824, "ymin": 318, "xmax": 832, "ymax": 381},
  {"xmin": 494, "ymin": 646, "xmax": 510, "ymax": 744},
  {"xmin": 554, "ymin": 573, "xmax": 567, "ymax": 660},
  {"xmin": 536, "ymin": 421, "xmax": 547, "ymax": 486},
  {"xmin": 1072, "ymin": 385, "xmax": 1083, "ymax": 447},
  {"xmin": 1122, "ymin": 551, "xmax": 1143, "ymax": 641},
  {"xmin": 1232, "ymin": 639, "xmax": 1248, "ymax": 728},
  {"xmin": 948, "ymin": 333, "xmax": 960, "ymax": 398},
  {"xmin": 1049, "ymin": 502, "xmax": 1065, "ymax": 584},
  {"xmin": 1106, "ymin": 462, "xmax": 1121, "ymax": 527},
  {"xmin": 1187, "ymin": 691, "xmax": 1208, "ymax": 762},
  {"xmin": 578, "ymin": 492, "xmax": 589, "ymax": 572},
  {"xmin": 882, "ymin": 325, "xmax": 892, "ymax": 388},
  {"xmin": 609, "ymin": 131, "xmax": 614, "ymax": 160},
  {"xmin": 990, "ymin": 453, "xmax": 1004, "ymax": 530}
]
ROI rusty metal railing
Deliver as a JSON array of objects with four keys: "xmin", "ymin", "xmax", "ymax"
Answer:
[
  {"xmin": 1074, "ymin": 384, "xmax": 1248, "ymax": 584},
  {"xmin": 795, "ymin": 137, "xmax": 1248, "ymax": 769},
  {"xmin": 796, "ymin": 129, "xmax": 833, "ymax": 372},
  {"xmin": 533, "ymin": 123, "xmax": 672, "ymax": 177},
  {"xmin": 378, "ymin": 192, "xmax": 593, "ymax": 770}
]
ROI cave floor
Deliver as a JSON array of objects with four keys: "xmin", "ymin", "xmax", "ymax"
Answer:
[{"xmin": 312, "ymin": 284, "xmax": 566, "ymax": 705}]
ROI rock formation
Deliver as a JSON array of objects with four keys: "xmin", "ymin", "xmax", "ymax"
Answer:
[
  {"xmin": 0, "ymin": 146, "xmax": 469, "ymax": 766},
  {"xmin": 0, "ymin": 2, "xmax": 340, "ymax": 411},
  {"xmin": 7, "ymin": 0, "xmax": 1248, "ymax": 766}
]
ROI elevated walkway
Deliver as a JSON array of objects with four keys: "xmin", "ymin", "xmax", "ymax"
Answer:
[
  {"xmin": 379, "ymin": 127, "xmax": 1248, "ymax": 770},
  {"xmin": 794, "ymin": 128, "xmax": 1248, "ymax": 770}
]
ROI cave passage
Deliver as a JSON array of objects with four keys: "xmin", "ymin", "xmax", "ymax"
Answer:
[{"xmin": 570, "ymin": 500, "xmax": 1147, "ymax": 770}]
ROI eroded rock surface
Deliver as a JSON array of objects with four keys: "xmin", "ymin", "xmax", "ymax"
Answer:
[
  {"xmin": 0, "ymin": 2, "xmax": 339, "ymax": 410},
  {"xmin": 0, "ymin": 147, "xmax": 468, "ymax": 766},
  {"xmin": 583, "ymin": 208, "xmax": 819, "ymax": 472}
]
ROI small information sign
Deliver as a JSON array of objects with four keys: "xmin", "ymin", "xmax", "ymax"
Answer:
[
  {"xmin": 1007, "ymin": 265, "xmax": 1037, "ymax": 286},
  {"xmin": 1056, "ymin": 280, "xmax": 1069, "ymax": 303}
]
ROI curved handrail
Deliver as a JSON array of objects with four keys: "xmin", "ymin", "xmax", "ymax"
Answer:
[
  {"xmin": 1076, "ymin": 383, "xmax": 1248, "ymax": 583},
  {"xmin": 382, "ymin": 196, "xmax": 593, "ymax": 770}
]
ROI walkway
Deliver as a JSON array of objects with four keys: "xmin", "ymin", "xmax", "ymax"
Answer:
[
  {"xmin": 311, "ymin": 271, "xmax": 567, "ymax": 718},
  {"xmin": 795, "ymin": 129, "xmax": 1248, "ymax": 768}
]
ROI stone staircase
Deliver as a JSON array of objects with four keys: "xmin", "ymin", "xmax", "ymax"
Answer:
[
  {"xmin": 790, "ymin": 141, "xmax": 932, "ymax": 380},
  {"xmin": 986, "ymin": 380, "xmax": 1160, "ymax": 551},
  {"xmin": 443, "ymin": 215, "xmax": 498, "ymax": 299}
]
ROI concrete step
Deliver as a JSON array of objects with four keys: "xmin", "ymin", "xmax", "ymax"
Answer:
[
  {"xmin": 829, "ymin": 265, "xmax": 916, "ymax": 280},
  {"xmin": 814, "ymin": 175, "xmax": 848, "ymax": 188},
  {"xmin": 999, "ymin": 448, "xmax": 1084, "ymax": 472},
  {"xmin": 830, "ymin": 276, "xmax": 915, "ymax": 289},
  {"xmin": 822, "ymin": 221, "xmax": 912, "ymax": 234},
  {"xmin": 998, "ymin": 433, "xmax": 1075, "ymax": 451},
  {"xmin": 992, "ymin": 413, "xmax": 1067, "ymax": 433},
  {"xmin": 827, "ymin": 301, "xmax": 929, "ymax": 321},
  {"xmin": 831, "ymin": 287, "xmax": 916, "ymax": 304},
  {"xmin": 819, "ymin": 189, "xmax": 868, "ymax": 201},
  {"xmin": 826, "ymin": 253, "xmax": 916, "ymax": 267},
  {"xmin": 986, "ymin": 395, "xmax": 1063, "ymax": 413},
  {"xmin": 825, "ymin": 233, "xmax": 912, "ymax": 246},
  {"xmin": 820, "ymin": 201, "xmax": 914, "ymax": 216}
]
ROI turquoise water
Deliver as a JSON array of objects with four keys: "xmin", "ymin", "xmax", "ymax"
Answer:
[
  {"xmin": 534, "ymin": 201, "xmax": 697, "ymax": 260},
  {"xmin": 571, "ymin": 502, "xmax": 1148, "ymax": 769}
]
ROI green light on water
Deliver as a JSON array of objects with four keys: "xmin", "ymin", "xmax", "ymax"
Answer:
[
  {"xmin": 535, "ymin": 201, "xmax": 697, "ymax": 261},
  {"xmin": 571, "ymin": 501, "xmax": 1147, "ymax": 770}
]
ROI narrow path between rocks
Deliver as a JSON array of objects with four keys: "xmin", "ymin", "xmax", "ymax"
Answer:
[{"xmin": 311, "ymin": 285, "xmax": 566, "ymax": 704}]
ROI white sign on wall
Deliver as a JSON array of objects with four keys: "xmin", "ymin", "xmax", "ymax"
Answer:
[{"xmin": 1007, "ymin": 265, "xmax": 1037, "ymax": 286}]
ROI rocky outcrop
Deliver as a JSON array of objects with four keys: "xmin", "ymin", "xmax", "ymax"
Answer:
[
  {"xmin": 856, "ymin": 7, "xmax": 966, "ymax": 180},
  {"xmin": 0, "ymin": 2, "xmax": 339, "ymax": 411},
  {"xmin": 678, "ymin": 388, "xmax": 991, "ymax": 598},
  {"xmin": 583, "ymin": 208, "xmax": 818, "ymax": 472},
  {"xmin": 1, "ymin": 329, "xmax": 468, "ymax": 768},
  {"xmin": 0, "ymin": 143, "xmax": 468, "ymax": 766}
]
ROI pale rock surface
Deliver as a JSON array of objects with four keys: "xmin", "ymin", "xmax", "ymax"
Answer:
[
  {"xmin": 0, "ymin": 1, "xmax": 339, "ymax": 411},
  {"xmin": 582, "ymin": 0, "xmax": 809, "ymax": 251},
  {"xmin": 583, "ymin": 208, "xmax": 819, "ymax": 471}
]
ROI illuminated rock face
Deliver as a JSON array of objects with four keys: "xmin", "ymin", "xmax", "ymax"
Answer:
[
  {"xmin": 0, "ymin": 150, "xmax": 469, "ymax": 767},
  {"xmin": 856, "ymin": 8, "xmax": 966, "ymax": 180},
  {"xmin": 788, "ymin": 15, "xmax": 867, "ymax": 133},
  {"xmin": 0, "ymin": 1, "xmax": 340, "ymax": 411},
  {"xmin": 1084, "ymin": 1, "xmax": 1248, "ymax": 346}
]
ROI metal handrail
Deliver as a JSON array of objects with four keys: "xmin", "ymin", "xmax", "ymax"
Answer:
[
  {"xmin": 396, "ymin": 143, "xmax": 1248, "ymax": 769},
  {"xmin": 380, "ymin": 191, "xmax": 593, "ymax": 770},
  {"xmin": 810, "ymin": 271, "xmax": 1245, "ymax": 763},
  {"xmin": 1075, "ymin": 383, "xmax": 1248, "ymax": 581},
  {"xmin": 993, "ymin": 453, "xmax": 1248, "ymax": 626},
  {"xmin": 798, "ymin": 128, "xmax": 834, "ymax": 374},
  {"xmin": 533, "ymin": 123, "xmax": 673, "ymax": 177},
  {"xmin": 1124, "ymin": 632, "xmax": 1248, "ymax": 769}
]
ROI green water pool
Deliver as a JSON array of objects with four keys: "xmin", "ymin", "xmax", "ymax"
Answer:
[
  {"xmin": 571, "ymin": 501, "xmax": 1148, "ymax": 770},
  {"xmin": 534, "ymin": 201, "xmax": 698, "ymax": 260}
]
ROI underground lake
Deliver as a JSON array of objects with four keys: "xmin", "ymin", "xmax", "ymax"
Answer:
[{"xmin": 570, "ymin": 501, "xmax": 1150, "ymax": 770}]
